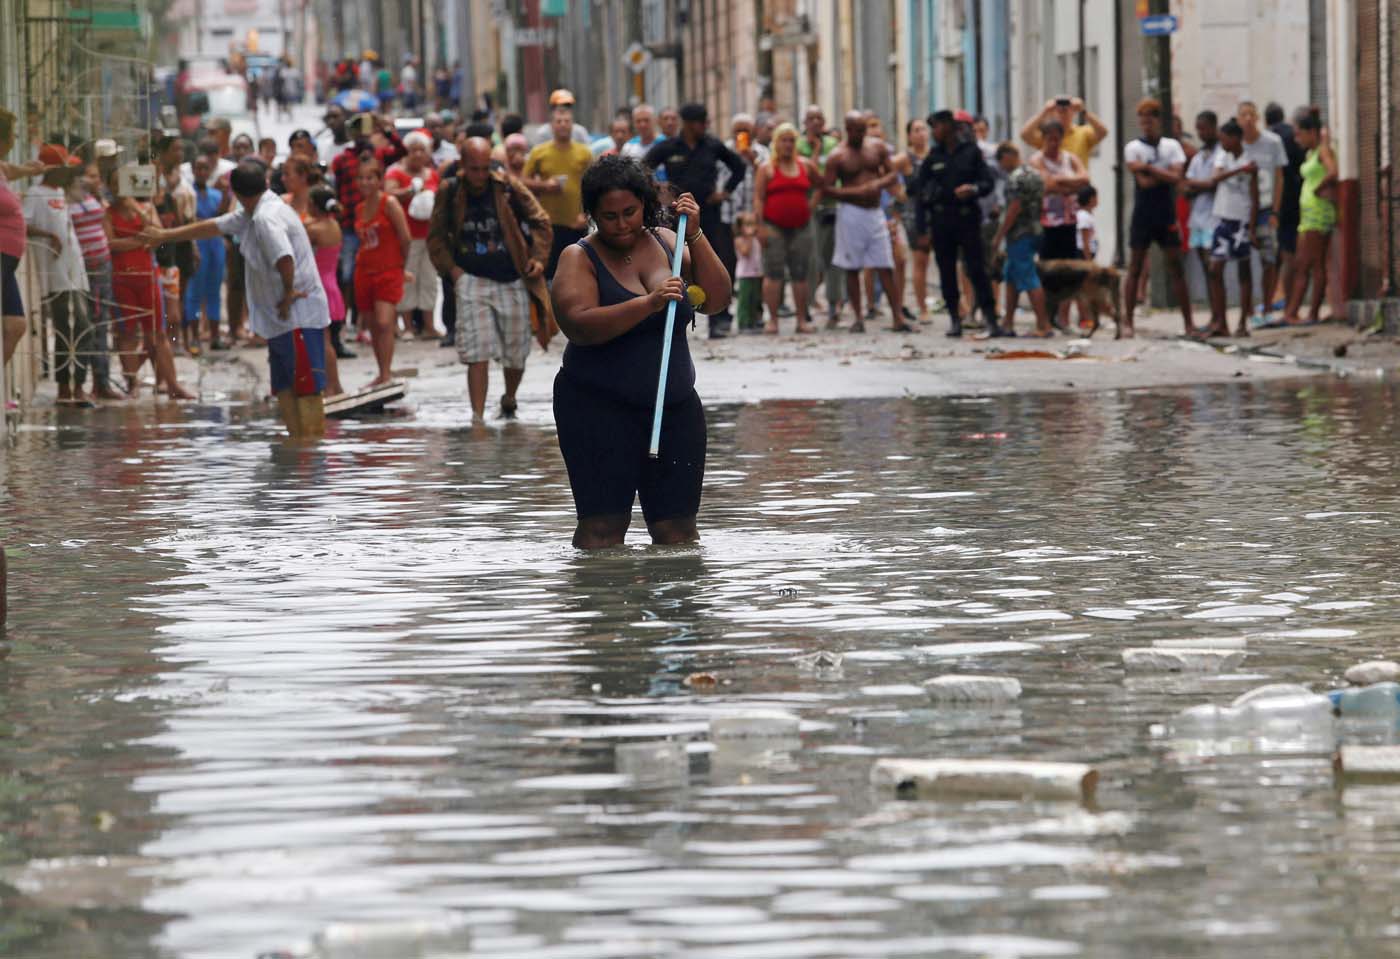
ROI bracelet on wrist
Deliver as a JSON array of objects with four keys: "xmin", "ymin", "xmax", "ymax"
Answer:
[{"xmin": 686, "ymin": 229, "xmax": 703, "ymax": 243}]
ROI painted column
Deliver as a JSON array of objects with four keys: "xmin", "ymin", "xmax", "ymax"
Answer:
[{"xmin": 1327, "ymin": 0, "xmax": 1359, "ymax": 302}]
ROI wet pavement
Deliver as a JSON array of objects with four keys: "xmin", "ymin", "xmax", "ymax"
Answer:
[{"xmin": 4, "ymin": 375, "xmax": 1400, "ymax": 958}]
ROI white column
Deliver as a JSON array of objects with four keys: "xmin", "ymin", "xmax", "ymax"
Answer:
[{"xmin": 1326, "ymin": 0, "xmax": 1356, "ymax": 181}]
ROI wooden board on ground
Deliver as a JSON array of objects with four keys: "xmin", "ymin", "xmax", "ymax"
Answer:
[{"xmin": 325, "ymin": 381, "xmax": 407, "ymax": 418}]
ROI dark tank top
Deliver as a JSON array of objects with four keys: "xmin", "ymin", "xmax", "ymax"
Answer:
[{"xmin": 561, "ymin": 232, "xmax": 696, "ymax": 408}]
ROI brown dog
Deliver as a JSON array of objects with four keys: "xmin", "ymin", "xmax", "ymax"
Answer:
[{"xmin": 1038, "ymin": 259, "xmax": 1123, "ymax": 338}]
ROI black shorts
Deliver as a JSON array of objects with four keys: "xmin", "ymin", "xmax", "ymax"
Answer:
[
  {"xmin": 554, "ymin": 371, "xmax": 706, "ymax": 524},
  {"xmin": 1, "ymin": 253, "xmax": 22, "ymax": 316},
  {"xmin": 1129, "ymin": 204, "xmax": 1180, "ymax": 251},
  {"xmin": 1041, "ymin": 224, "xmax": 1080, "ymax": 261}
]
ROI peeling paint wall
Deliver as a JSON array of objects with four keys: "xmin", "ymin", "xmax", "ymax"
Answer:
[{"xmin": 1172, "ymin": 0, "xmax": 1311, "ymax": 121}]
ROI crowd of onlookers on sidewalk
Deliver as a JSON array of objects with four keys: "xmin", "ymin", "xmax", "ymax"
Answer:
[{"xmin": 0, "ymin": 70, "xmax": 1339, "ymax": 412}]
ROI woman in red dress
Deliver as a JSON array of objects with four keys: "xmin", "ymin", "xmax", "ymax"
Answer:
[
  {"xmin": 104, "ymin": 170, "xmax": 193, "ymax": 400},
  {"xmin": 352, "ymin": 155, "xmax": 411, "ymax": 387}
]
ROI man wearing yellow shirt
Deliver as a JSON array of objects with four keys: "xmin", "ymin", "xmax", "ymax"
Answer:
[
  {"xmin": 523, "ymin": 104, "xmax": 594, "ymax": 279},
  {"xmin": 1019, "ymin": 96, "xmax": 1109, "ymax": 167}
]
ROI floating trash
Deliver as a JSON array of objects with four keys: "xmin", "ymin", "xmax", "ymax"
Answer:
[
  {"xmin": 1336, "ymin": 745, "xmax": 1400, "ymax": 783},
  {"xmin": 871, "ymin": 758, "xmax": 1098, "ymax": 802},
  {"xmin": 616, "ymin": 741, "xmax": 690, "ymax": 787},
  {"xmin": 922, "ymin": 674, "xmax": 1022, "ymax": 703},
  {"xmin": 308, "ymin": 914, "xmax": 471, "ymax": 959},
  {"xmin": 1329, "ymin": 682, "xmax": 1400, "ymax": 719},
  {"xmin": 1122, "ymin": 648, "xmax": 1245, "ymax": 673},
  {"xmin": 1345, "ymin": 661, "xmax": 1400, "ymax": 686},
  {"xmin": 1165, "ymin": 684, "xmax": 1334, "ymax": 754}
]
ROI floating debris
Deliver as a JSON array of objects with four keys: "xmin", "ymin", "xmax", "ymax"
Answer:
[
  {"xmin": 1345, "ymin": 661, "xmax": 1400, "ymax": 686},
  {"xmin": 922, "ymin": 674, "xmax": 1022, "ymax": 703},
  {"xmin": 1122, "ymin": 648, "xmax": 1245, "ymax": 672},
  {"xmin": 872, "ymin": 758, "xmax": 1098, "ymax": 802}
]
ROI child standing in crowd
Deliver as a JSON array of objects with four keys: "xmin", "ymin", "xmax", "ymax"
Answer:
[
  {"xmin": 308, "ymin": 186, "xmax": 346, "ymax": 397},
  {"xmin": 1076, "ymin": 186, "xmax": 1098, "ymax": 261},
  {"xmin": 184, "ymin": 154, "xmax": 228, "ymax": 351},
  {"xmin": 68, "ymin": 162, "xmax": 124, "ymax": 400},
  {"xmin": 353, "ymin": 156, "xmax": 411, "ymax": 388},
  {"xmin": 153, "ymin": 166, "xmax": 195, "ymax": 354},
  {"xmin": 733, "ymin": 211, "xmax": 764, "ymax": 332},
  {"xmin": 104, "ymin": 168, "xmax": 193, "ymax": 400},
  {"xmin": 990, "ymin": 141, "xmax": 1051, "ymax": 338},
  {"xmin": 1205, "ymin": 119, "xmax": 1260, "ymax": 338},
  {"xmin": 23, "ymin": 146, "xmax": 94, "ymax": 406}
]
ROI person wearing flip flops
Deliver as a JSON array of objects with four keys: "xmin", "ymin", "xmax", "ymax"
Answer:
[
  {"xmin": 990, "ymin": 142, "xmax": 1052, "ymax": 338},
  {"xmin": 23, "ymin": 145, "xmax": 96, "ymax": 406},
  {"xmin": 1203, "ymin": 119, "xmax": 1260, "ymax": 339}
]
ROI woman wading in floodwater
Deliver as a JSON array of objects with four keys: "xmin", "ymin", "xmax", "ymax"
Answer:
[{"xmin": 550, "ymin": 156, "xmax": 732, "ymax": 549}]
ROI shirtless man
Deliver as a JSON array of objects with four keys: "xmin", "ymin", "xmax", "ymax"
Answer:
[{"xmin": 823, "ymin": 111, "xmax": 910, "ymax": 332}]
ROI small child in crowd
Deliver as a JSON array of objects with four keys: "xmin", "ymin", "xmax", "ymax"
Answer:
[
  {"xmin": 733, "ymin": 211, "xmax": 764, "ymax": 332},
  {"xmin": 1076, "ymin": 186, "xmax": 1098, "ymax": 262}
]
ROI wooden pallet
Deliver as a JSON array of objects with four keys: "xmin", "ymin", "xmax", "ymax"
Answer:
[{"xmin": 324, "ymin": 381, "xmax": 407, "ymax": 418}]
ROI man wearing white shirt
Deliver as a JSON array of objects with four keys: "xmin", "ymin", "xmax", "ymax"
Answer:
[
  {"xmin": 146, "ymin": 161, "xmax": 331, "ymax": 437},
  {"xmin": 620, "ymin": 104, "xmax": 664, "ymax": 161},
  {"xmin": 1238, "ymin": 101, "xmax": 1288, "ymax": 324},
  {"xmin": 181, "ymin": 138, "xmax": 235, "ymax": 188},
  {"xmin": 1122, "ymin": 98, "xmax": 1194, "ymax": 339},
  {"xmin": 23, "ymin": 146, "xmax": 93, "ymax": 406}
]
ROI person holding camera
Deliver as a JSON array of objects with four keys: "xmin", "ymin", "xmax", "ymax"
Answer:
[{"xmin": 1019, "ymin": 95, "xmax": 1108, "ymax": 168}]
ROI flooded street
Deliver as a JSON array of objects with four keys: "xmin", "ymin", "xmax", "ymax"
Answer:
[{"xmin": 6, "ymin": 376, "xmax": 1400, "ymax": 958}]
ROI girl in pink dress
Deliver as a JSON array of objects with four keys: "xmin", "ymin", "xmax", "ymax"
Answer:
[{"xmin": 307, "ymin": 187, "xmax": 346, "ymax": 396}]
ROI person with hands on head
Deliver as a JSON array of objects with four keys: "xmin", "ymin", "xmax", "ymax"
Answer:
[
  {"xmin": 427, "ymin": 137, "xmax": 555, "ymax": 423},
  {"xmin": 550, "ymin": 157, "xmax": 731, "ymax": 550},
  {"xmin": 141, "ymin": 160, "xmax": 332, "ymax": 437},
  {"xmin": 1281, "ymin": 112, "xmax": 1338, "ymax": 328},
  {"xmin": 1020, "ymin": 95, "xmax": 1109, "ymax": 167}
]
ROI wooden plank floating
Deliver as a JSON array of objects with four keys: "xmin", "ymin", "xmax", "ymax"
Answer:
[
  {"xmin": 324, "ymin": 381, "xmax": 408, "ymax": 419},
  {"xmin": 872, "ymin": 758, "xmax": 1098, "ymax": 802}
]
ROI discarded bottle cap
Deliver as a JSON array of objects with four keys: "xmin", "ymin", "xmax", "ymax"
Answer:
[
  {"xmin": 871, "ymin": 758, "xmax": 1098, "ymax": 802},
  {"xmin": 686, "ymin": 284, "xmax": 706, "ymax": 308},
  {"xmin": 1122, "ymin": 648, "xmax": 1245, "ymax": 673},
  {"xmin": 922, "ymin": 674, "xmax": 1022, "ymax": 703},
  {"xmin": 710, "ymin": 710, "xmax": 800, "ymax": 742}
]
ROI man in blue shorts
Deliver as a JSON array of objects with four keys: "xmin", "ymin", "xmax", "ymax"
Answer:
[{"xmin": 145, "ymin": 160, "xmax": 331, "ymax": 437}]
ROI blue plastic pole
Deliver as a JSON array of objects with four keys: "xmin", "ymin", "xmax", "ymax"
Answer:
[{"xmin": 648, "ymin": 213, "xmax": 687, "ymax": 459}]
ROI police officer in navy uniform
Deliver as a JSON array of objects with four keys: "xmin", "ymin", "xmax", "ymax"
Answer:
[{"xmin": 912, "ymin": 109, "xmax": 1001, "ymax": 338}]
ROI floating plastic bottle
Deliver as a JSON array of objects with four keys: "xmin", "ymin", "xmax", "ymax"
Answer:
[
  {"xmin": 1328, "ymin": 682, "xmax": 1400, "ymax": 719},
  {"xmin": 1166, "ymin": 684, "xmax": 1335, "ymax": 754}
]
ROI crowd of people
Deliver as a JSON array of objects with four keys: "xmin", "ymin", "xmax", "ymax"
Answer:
[{"xmin": 0, "ymin": 83, "xmax": 1340, "ymax": 413}]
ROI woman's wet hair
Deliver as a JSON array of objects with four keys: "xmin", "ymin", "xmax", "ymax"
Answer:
[{"xmin": 580, "ymin": 155, "xmax": 666, "ymax": 229}]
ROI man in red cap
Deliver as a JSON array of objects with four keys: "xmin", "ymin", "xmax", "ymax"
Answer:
[{"xmin": 23, "ymin": 145, "xmax": 96, "ymax": 405}]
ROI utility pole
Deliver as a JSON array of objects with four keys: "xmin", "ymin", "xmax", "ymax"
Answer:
[
  {"xmin": 1147, "ymin": 0, "xmax": 1171, "ymax": 122},
  {"xmin": 458, "ymin": 0, "xmax": 476, "ymax": 116}
]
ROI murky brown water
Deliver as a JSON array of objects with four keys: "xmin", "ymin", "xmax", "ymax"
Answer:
[{"xmin": 5, "ymin": 378, "xmax": 1400, "ymax": 958}]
